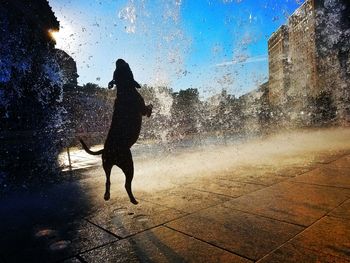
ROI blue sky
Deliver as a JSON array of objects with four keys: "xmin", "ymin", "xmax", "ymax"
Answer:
[{"xmin": 49, "ymin": 0, "xmax": 301, "ymax": 97}]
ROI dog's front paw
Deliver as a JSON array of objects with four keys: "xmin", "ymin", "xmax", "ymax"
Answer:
[
  {"xmin": 108, "ymin": 81, "xmax": 114, "ymax": 89},
  {"xmin": 146, "ymin": 104, "xmax": 153, "ymax": 118}
]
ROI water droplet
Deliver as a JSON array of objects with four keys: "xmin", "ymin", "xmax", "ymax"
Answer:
[
  {"xmin": 49, "ymin": 240, "xmax": 71, "ymax": 251},
  {"xmin": 35, "ymin": 228, "xmax": 56, "ymax": 238},
  {"xmin": 133, "ymin": 215, "xmax": 149, "ymax": 222},
  {"xmin": 113, "ymin": 207, "xmax": 127, "ymax": 214}
]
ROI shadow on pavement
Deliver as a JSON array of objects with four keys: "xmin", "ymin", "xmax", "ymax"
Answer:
[{"xmin": 0, "ymin": 180, "xmax": 101, "ymax": 263}]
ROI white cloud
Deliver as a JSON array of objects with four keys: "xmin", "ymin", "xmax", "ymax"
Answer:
[{"xmin": 215, "ymin": 54, "xmax": 267, "ymax": 67}]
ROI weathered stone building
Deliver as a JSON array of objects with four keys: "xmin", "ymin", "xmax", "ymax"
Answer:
[
  {"xmin": 314, "ymin": 0, "xmax": 350, "ymax": 125},
  {"xmin": 288, "ymin": 0, "xmax": 319, "ymax": 125},
  {"xmin": 268, "ymin": 25, "xmax": 289, "ymax": 110},
  {"xmin": 267, "ymin": 0, "xmax": 350, "ymax": 127}
]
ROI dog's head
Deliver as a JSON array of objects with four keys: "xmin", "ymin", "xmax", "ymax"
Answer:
[
  {"xmin": 115, "ymin": 59, "xmax": 134, "ymax": 84},
  {"xmin": 115, "ymin": 59, "xmax": 128, "ymax": 70}
]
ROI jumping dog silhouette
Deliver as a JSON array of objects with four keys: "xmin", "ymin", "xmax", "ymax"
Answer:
[{"xmin": 80, "ymin": 59, "xmax": 152, "ymax": 204}]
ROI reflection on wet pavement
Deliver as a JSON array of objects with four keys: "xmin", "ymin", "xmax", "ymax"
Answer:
[
  {"xmin": 59, "ymin": 146, "xmax": 102, "ymax": 171},
  {"xmin": 2, "ymin": 128, "xmax": 350, "ymax": 262}
]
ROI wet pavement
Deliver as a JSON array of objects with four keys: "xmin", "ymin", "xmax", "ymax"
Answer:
[{"xmin": 1, "ymin": 128, "xmax": 350, "ymax": 262}]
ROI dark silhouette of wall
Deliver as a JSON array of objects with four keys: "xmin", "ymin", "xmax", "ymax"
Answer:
[{"xmin": 0, "ymin": 0, "xmax": 66, "ymax": 184}]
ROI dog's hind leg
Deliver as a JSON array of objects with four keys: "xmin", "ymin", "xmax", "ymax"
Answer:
[
  {"xmin": 118, "ymin": 149, "xmax": 138, "ymax": 205},
  {"xmin": 103, "ymin": 160, "xmax": 113, "ymax": 201}
]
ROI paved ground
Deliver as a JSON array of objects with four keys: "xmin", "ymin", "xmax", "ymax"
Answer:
[{"xmin": 1, "ymin": 128, "xmax": 350, "ymax": 262}]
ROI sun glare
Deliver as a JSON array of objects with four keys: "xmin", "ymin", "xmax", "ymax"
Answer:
[
  {"xmin": 48, "ymin": 21, "xmax": 76, "ymax": 50},
  {"xmin": 48, "ymin": 29, "xmax": 59, "ymax": 41}
]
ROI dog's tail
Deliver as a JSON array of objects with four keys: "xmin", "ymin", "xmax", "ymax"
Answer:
[{"xmin": 79, "ymin": 139, "xmax": 104, "ymax": 155}]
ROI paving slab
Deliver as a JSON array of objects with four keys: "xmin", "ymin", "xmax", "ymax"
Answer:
[
  {"xmin": 139, "ymin": 187, "xmax": 231, "ymax": 213},
  {"xmin": 226, "ymin": 181, "xmax": 350, "ymax": 226},
  {"xmin": 2, "ymin": 220, "xmax": 116, "ymax": 263},
  {"xmin": 166, "ymin": 205, "xmax": 303, "ymax": 261},
  {"xmin": 328, "ymin": 155, "xmax": 350, "ymax": 169},
  {"xmin": 81, "ymin": 226, "xmax": 252, "ymax": 263},
  {"xmin": 217, "ymin": 164, "xmax": 317, "ymax": 187},
  {"xmin": 329, "ymin": 199, "xmax": 350, "ymax": 219},
  {"xmin": 276, "ymin": 165, "xmax": 318, "ymax": 177},
  {"xmin": 217, "ymin": 170, "xmax": 290, "ymax": 186},
  {"xmin": 257, "ymin": 242, "xmax": 350, "ymax": 263},
  {"xmin": 185, "ymin": 178, "xmax": 265, "ymax": 198},
  {"xmin": 311, "ymin": 151, "xmax": 349, "ymax": 164},
  {"xmin": 239, "ymin": 164, "xmax": 308, "ymax": 177},
  {"xmin": 291, "ymin": 216, "xmax": 350, "ymax": 260},
  {"xmin": 291, "ymin": 166, "xmax": 350, "ymax": 189},
  {"xmin": 0, "ymin": 181, "xmax": 116, "ymax": 263},
  {"xmin": 88, "ymin": 200, "xmax": 185, "ymax": 238}
]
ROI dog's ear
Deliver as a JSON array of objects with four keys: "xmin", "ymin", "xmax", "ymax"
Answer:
[
  {"xmin": 116, "ymin": 58, "xmax": 126, "ymax": 65},
  {"xmin": 135, "ymin": 81, "xmax": 141, "ymax": 89}
]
